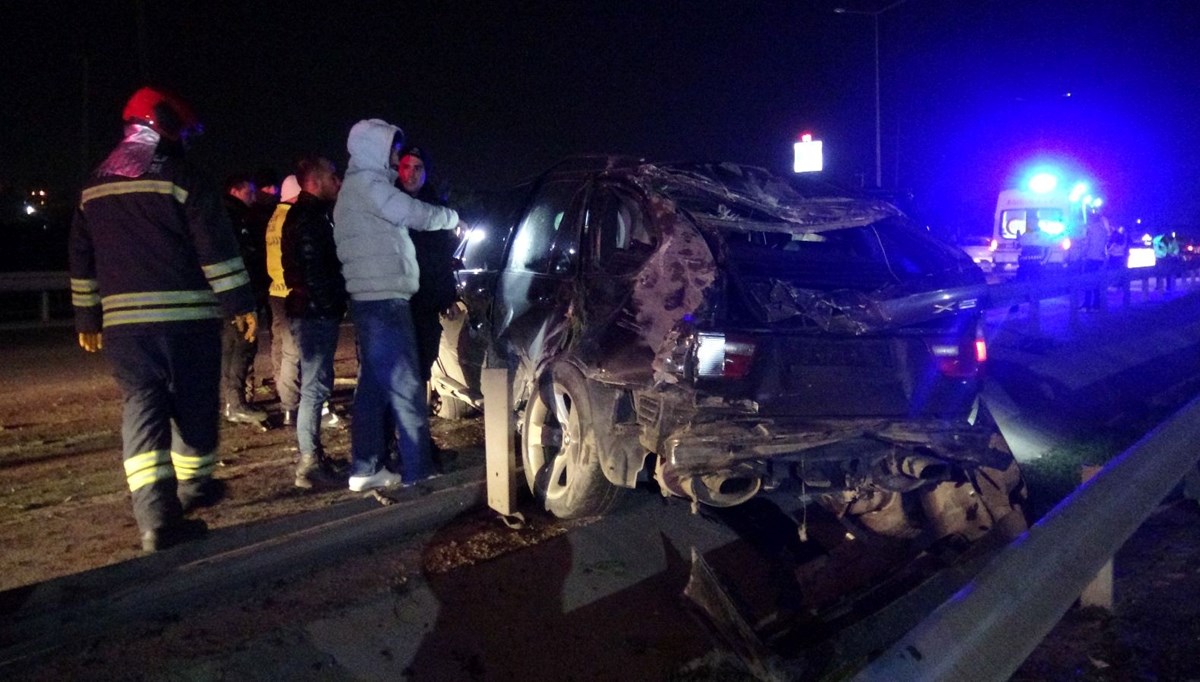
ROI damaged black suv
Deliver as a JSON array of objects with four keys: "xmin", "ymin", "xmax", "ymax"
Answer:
[{"xmin": 435, "ymin": 159, "xmax": 1026, "ymax": 544}]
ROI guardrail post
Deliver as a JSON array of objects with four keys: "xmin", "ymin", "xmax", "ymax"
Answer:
[
  {"xmin": 0, "ymin": 271, "xmax": 70, "ymax": 323},
  {"xmin": 1068, "ymin": 277, "xmax": 1080, "ymax": 325},
  {"xmin": 482, "ymin": 358, "xmax": 517, "ymax": 516},
  {"xmin": 1078, "ymin": 465, "xmax": 1112, "ymax": 611}
]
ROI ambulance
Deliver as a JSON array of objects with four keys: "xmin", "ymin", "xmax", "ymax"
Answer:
[{"xmin": 991, "ymin": 170, "xmax": 1099, "ymax": 273}]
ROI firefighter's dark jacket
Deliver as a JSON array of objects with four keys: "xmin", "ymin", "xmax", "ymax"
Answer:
[
  {"xmin": 69, "ymin": 150, "xmax": 256, "ymax": 337},
  {"xmin": 281, "ymin": 191, "xmax": 347, "ymax": 320}
]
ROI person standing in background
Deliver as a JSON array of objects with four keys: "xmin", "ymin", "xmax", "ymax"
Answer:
[
  {"xmin": 1106, "ymin": 223, "xmax": 1130, "ymax": 298},
  {"xmin": 221, "ymin": 174, "xmax": 270, "ymax": 425},
  {"xmin": 1080, "ymin": 210, "xmax": 1109, "ymax": 311},
  {"xmin": 265, "ymin": 174, "xmax": 302, "ymax": 425},
  {"xmin": 1106, "ymin": 224, "xmax": 1129, "ymax": 270},
  {"xmin": 395, "ymin": 145, "xmax": 460, "ymax": 472},
  {"xmin": 281, "ymin": 156, "xmax": 347, "ymax": 488}
]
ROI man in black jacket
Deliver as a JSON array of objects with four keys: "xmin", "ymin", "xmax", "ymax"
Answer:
[
  {"xmin": 396, "ymin": 145, "xmax": 460, "ymax": 473},
  {"xmin": 221, "ymin": 174, "xmax": 270, "ymax": 425},
  {"xmin": 281, "ymin": 156, "xmax": 346, "ymax": 488}
]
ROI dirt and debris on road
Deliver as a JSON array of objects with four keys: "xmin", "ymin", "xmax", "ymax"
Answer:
[{"xmin": 0, "ymin": 325, "xmax": 491, "ymax": 592}]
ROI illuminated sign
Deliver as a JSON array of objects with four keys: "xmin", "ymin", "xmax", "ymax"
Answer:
[
  {"xmin": 1127, "ymin": 247, "xmax": 1156, "ymax": 269},
  {"xmin": 793, "ymin": 133, "xmax": 823, "ymax": 173}
]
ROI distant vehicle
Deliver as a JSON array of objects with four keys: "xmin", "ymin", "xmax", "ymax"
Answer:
[
  {"xmin": 958, "ymin": 235, "xmax": 996, "ymax": 272},
  {"xmin": 434, "ymin": 158, "xmax": 1025, "ymax": 547}
]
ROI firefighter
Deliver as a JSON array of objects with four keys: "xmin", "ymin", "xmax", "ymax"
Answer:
[{"xmin": 69, "ymin": 87, "xmax": 257, "ymax": 552}]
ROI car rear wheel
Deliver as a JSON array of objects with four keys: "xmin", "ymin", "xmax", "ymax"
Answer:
[{"xmin": 522, "ymin": 362, "xmax": 622, "ymax": 519}]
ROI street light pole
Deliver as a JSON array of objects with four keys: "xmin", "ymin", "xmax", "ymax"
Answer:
[
  {"xmin": 872, "ymin": 12, "xmax": 882, "ymax": 188},
  {"xmin": 835, "ymin": 0, "xmax": 909, "ymax": 189}
]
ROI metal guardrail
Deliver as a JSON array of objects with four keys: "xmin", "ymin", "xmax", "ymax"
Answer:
[
  {"xmin": 853, "ymin": 395, "xmax": 1200, "ymax": 681},
  {"xmin": 3, "ymin": 262, "xmax": 1194, "ymax": 314},
  {"xmin": 0, "ymin": 271, "xmax": 70, "ymax": 323}
]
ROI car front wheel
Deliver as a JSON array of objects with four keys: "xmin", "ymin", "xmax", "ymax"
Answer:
[{"xmin": 522, "ymin": 362, "xmax": 622, "ymax": 519}]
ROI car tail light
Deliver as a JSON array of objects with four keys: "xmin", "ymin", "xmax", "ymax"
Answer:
[
  {"xmin": 930, "ymin": 325, "xmax": 986, "ymax": 378},
  {"xmin": 1061, "ymin": 237, "xmax": 1072, "ymax": 250},
  {"xmin": 988, "ymin": 239, "xmax": 998, "ymax": 252},
  {"xmin": 696, "ymin": 332, "xmax": 756, "ymax": 379}
]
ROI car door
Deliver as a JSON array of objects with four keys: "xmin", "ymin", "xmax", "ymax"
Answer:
[
  {"xmin": 574, "ymin": 181, "xmax": 662, "ymax": 383},
  {"xmin": 438, "ymin": 184, "xmax": 534, "ymax": 401},
  {"xmin": 490, "ymin": 176, "xmax": 587, "ymax": 378}
]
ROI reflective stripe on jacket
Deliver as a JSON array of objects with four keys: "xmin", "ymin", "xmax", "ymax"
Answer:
[{"xmin": 69, "ymin": 145, "xmax": 255, "ymax": 336}]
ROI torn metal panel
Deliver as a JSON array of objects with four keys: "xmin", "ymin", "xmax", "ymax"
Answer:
[
  {"xmin": 683, "ymin": 548, "xmax": 793, "ymax": 681},
  {"xmin": 630, "ymin": 194, "xmax": 718, "ymax": 385},
  {"xmin": 664, "ymin": 416, "xmax": 1012, "ymax": 470}
]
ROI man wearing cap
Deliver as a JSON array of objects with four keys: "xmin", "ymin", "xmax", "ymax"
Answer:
[
  {"xmin": 395, "ymin": 144, "xmax": 462, "ymax": 473},
  {"xmin": 333, "ymin": 119, "xmax": 463, "ymax": 492},
  {"xmin": 69, "ymin": 87, "xmax": 256, "ymax": 551}
]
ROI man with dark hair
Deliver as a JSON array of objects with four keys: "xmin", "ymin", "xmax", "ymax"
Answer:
[
  {"xmin": 253, "ymin": 167, "xmax": 282, "ymax": 211},
  {"xmin": 281, "ymin": 156, "xmax": 346, "ymax": 488},
  {"xmin": 222, "ymin": 174, "xmax": 269, "ymax": 425},
  {"xmin": 70, "ymin": 87, "xmax": 256, "ymax": 551},
  {"xmin": 395, "ymin": 145, "xmax": 461, "ymax": 472}
]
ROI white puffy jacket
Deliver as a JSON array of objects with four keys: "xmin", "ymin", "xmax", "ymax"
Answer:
[{"xmin": 333, "ymin": 119, "xmax": 458, "ymax": 301}]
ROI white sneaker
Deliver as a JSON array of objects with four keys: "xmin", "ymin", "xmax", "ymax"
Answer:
[{"xmin": 348, "ymin": 469, "xmax": 404, "ymax": 492}]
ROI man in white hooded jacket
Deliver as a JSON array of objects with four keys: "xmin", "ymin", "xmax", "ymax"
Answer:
[{"xmin": 334, "ymin": 119, "xmax": 462, "ymax": 491}]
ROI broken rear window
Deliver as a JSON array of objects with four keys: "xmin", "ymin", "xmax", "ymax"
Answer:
[
  {"xmin": 722, "ymin": 217, "xmax": 970, "ymax": 291},
  {"xmin": 645, "ymin": 162, "xmax": 899, "ymax": 232}
]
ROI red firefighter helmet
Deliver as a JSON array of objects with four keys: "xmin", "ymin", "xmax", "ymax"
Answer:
[{"xmin": 122, "ymin": 87, "xmax": 202, "ymax": 141}]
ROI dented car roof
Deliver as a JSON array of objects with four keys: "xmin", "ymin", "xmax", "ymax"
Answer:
[{"xmin": 632, "ymin": 162, "xmax": 904, "ymax": 234}]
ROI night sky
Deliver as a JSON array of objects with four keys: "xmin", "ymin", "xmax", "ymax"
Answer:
[{"xmin": 4, "ymin": 0, "xmax": 1199, "ymax": 234}]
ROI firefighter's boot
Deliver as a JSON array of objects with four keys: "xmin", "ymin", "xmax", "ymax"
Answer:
[{"xmin": 141, "ymin": 518, "xmax": 208, "ymax": 552}]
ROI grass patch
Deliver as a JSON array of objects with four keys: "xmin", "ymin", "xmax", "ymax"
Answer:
[{"xmin": 1022, "ymin": 434, "xmax": 1123, "ymax": 522}]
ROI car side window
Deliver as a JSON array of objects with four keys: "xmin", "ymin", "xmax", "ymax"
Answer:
[
  {"xmin": 458, "ymin": 185, "xmax": 533, "ymax": 272},
  {"xmin": 505, "ymin": 179, "xmax": 581, "ymax": 274},
  {"xmin": 589, "ymin": 185, "xmax": 656, "ymax": 276}
]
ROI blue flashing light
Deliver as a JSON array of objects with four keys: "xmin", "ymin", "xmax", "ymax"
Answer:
[{"xmin": 1028, "ymin": 172, "xmax": 1059, "ymax": 194}]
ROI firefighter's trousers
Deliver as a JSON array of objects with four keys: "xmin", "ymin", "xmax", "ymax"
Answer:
[{"xmin": 106, "ymin": 328, "xmax": 221, "ymax": 533}]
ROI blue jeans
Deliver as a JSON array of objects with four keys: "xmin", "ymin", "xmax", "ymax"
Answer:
[
  {"xmin": 348, "ymin": 298, "xmax": 431, "ymax": 481},
  {"xmin": 291, "ymin": 316, "xmax": 341, "ymax": 456}
]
